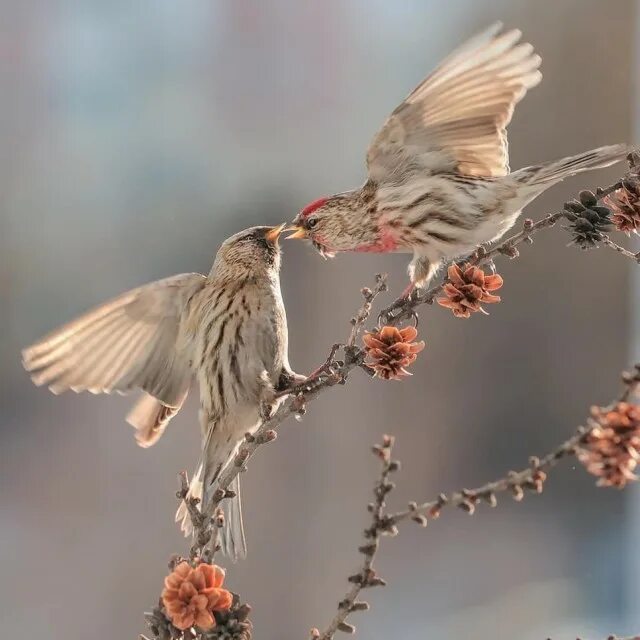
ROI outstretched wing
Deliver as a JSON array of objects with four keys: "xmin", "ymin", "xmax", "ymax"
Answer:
[
  {"xmin": 22, "ymin": 273, "xmax": 206, "ymax": 406},
  {"xmin": 366, "ymin": 22, "xmax": 542, "ymax": 181}
]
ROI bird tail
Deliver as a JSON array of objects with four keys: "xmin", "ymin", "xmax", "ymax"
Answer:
[
  {"xmin": 175, "ymin": 440, "xmax": 248, "ymax": 561},
  {"xmin": 219, "ymin": 476, "xmax": 246, "ymax": 561},
  {"xmin": 512, "ymin": 144, "xmax": 629, "ymax": 188},
  {"xmin": 126, "ymin": 390, "xmax": 187, "ymax": 448}
]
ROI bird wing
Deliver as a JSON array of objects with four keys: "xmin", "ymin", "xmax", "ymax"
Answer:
[
  {"xmin": 366, "ymin": 22, "xmax": 542, "ymax": 181},
  {"xmin": 22, "ymin": 273, "xmax": 206, "ymax": 406}
]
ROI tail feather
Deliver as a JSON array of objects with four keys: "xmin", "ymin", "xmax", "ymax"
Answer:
[
  {"xmin": 513, "ymin": 144, "xmax": 629, "ymax": 187},
  {"xmin": 176, "ymin": 439, "xmax": 248, "ymax": 562},
  {"xmin": 219, "ymin": 476, "xmax": 247, "ymax": 561}
]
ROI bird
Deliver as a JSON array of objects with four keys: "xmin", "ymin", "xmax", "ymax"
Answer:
[
  {"xmin": 22, "ymin": 224, "xmax": 302, "ymax": 560},
  {"xmin": 286, "ymin": 23, "xmax": 628, "ymax": 295}
]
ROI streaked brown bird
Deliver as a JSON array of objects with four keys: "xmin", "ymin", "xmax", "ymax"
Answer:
[
  {"xmin": 287, "ymin": 23, "xmax": 628, "ymax": 295},
  {"xmin": 22, "ymin": 224, "xmax": 301, "ymax": 560}
]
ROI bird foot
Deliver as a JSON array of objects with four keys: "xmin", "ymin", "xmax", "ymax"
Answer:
[
  {"xmin": 258, "ymin": 372, "xmax": 278, "ymax": 422},
  {"xmin": 400, "ymin": 282, "xmax": 417, "ymax": 299},
  {"xmin": 274, "ymin": 346, "xmax": 344, "ymax": 399},
  {"xmin": 276, "ymin": 369, "xmax": 306, "ymax": 392},
  {"xmin": 274, "ymin": 371, "xmax": 314, "ymax": 400},
  {"xmin": 377, "ymin": 284, "xmax": 419, "ymax": 327}
]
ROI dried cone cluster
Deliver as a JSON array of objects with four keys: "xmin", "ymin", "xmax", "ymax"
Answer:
[
  {"xmin": 564, "ymin": 190, "xmax": 612, "ymax": 249},
  {"xmin": 577, "ymin": 402, "xmax": 640, "ymax": 488},
  {"xmin": 162, "ymin": 561, "xmax": 233, "ymax": 631},
  {"xmin": 206, "ymin": 603, "xmax": 253, "ymax": 640},
  {"xmin": 437, "ymin": 263, "xmax": 503, "ymax": 318},
  {"xmin": 605, "ymin": 178, "xmax": 640, "ymax": 236},
  {"xmin": 363, "ymin": 326, "xmax": 425, "ymax": 380}
]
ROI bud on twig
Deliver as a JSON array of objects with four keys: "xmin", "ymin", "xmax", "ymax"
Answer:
[
  {"xmin": 412, "ymin": 514, "xmax": 428, "ymax": 527},
  {"xmin": 256, "ymin": 429, "xmax": 278, "ymax": 444}
]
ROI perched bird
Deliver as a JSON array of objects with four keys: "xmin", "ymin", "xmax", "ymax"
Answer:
[
  {"xmin": 22, "ymin": 224, "xmax": 301, "ymax": 560},
  {"xmin": 287, "ymin": 23, "xmax": 628, "ymax": 293}
]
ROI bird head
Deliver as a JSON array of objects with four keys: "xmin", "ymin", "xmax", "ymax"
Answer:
[
  {"xmin": 286, "ymin": 197, "xmax": 335, "ymax": 258},
  {"xmin": 287, "ymin": 192, "xmax": 372, "ymax": 258},
  {"xmin": 212, "ymin": 224, "xmax": 286, "ymax": 279}
]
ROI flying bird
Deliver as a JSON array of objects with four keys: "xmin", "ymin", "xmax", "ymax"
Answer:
[
  {"xmin": 287, "ymin": 23, "xmax": 628, "ymax": 294},
  {"xmin": 22, "ymin": 224, "xmax": 301, "ymax": 560}
]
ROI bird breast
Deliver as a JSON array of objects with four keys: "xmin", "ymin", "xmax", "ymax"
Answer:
[{"xmin": 191, "ymin": 281, "xmax": 287, "ymax": 415}]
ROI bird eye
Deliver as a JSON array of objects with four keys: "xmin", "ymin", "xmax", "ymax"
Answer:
[{"xmin": 307, "ymin": 216, "xmax": 318, "ymax": 229}]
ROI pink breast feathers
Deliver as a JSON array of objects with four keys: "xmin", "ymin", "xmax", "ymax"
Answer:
[{"xmin": 354, "ymin": 225, "xmax": 399, "ymax": 253}]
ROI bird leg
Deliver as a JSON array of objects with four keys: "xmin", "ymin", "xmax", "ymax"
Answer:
[
  {"xmin": 377, "ymin": 284, "xmax": 420, "ymax": 327},
  {"xmin": 276, "ymin": 368, "xmax": 307, "ymax": 391},
  {"xmin": 376, "ymin": 255, "xmax": 435, "ymax": 325},
  {"xmin": 400, "ymin": 281, "xmax": 416, "ymax": 299},
  {"xmin": 258, "ymin": 371, "xmax": 277, "ymax": 422},
  {"xmin": 274, "ymin": 345, "xmax": 344, "ymax": 399}
]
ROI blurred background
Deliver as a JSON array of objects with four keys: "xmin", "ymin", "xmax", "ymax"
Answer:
[{"xmin": 1, "ymin": 1, "xmax": 639, "ymax": 638}]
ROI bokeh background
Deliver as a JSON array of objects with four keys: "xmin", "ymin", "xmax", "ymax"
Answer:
[{"xmin": 2, "ymin": 1, "xmax": 639, "ymax": 638}]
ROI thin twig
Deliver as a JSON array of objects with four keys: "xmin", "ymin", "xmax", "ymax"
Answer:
[
  {"xmin": 316, "ymin": 435, "xmax": 397, "ymax": 640},
  {"xmin": 391, "ymin": 365, "xmax": 640, "ymax": 526},
  {"xmin": 602, "ymin": 236, "xmax": 640, "ymax": 262},
  {"xmin": 177, "ymin": 471, "xmax": 217, "ymax": 562},
  {"xmin": 315, "ymin": 365, "xmax": 640, "ymax": 639},
  {"xmin": 389, "ymin": 428, "xmax": 573, "ymax": 525},
  {"xmin": 347, "ymin": 275, "xmax": 388, "ymax": 348}
]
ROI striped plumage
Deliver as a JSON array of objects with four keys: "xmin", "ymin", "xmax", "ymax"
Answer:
[
  {"xmin": 288, "ymin": 23, "xmax": 628, "ymax": 289},
  {"xmin": 22, "ymin": 225, "xmax": 299, "ymax": 560}
]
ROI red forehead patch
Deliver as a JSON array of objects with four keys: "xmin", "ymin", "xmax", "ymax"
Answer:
[{"xmin": 300, "ymin": 197, "xmax": 328, "ymax": 218}]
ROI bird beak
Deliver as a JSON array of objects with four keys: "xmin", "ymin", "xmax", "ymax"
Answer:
[
  {"xmin": 265, "ymin": 223, "xmax": 287, "ymax": 243},
  {"xmin": 285, "ymin": 225, "xmax": 307, "ymax": 240}
]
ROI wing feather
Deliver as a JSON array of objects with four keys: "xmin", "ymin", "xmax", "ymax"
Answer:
[
  {"xmin": 49, "ymin": 318, "xmax": 138, "ymax": 394},
  {"xmin": 22, "ymin": 273, "xmax": 206, "ymax": 406},
  {"xmin": 366, "ymin": 22, "xmax": 542, "ymax": 180}
]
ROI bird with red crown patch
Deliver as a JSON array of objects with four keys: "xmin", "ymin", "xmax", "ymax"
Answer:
[{"xmin": 287, "ymin": 22, "xmax": 628, "ymax": 296}]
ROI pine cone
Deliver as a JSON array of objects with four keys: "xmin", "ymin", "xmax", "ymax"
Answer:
[
  {"xmin": 577, "ymin": 402, "xmax": 640, "ymax": 488},
  {"xmin": 162, "ymin": 561, "xmax": 233, "ymax": 631},
  {"xmin": 604, "ymin": 178, "xmax": 640, "ymax": 236},
  {"xmin": 437, "ymin": 263, "xmax": 503, "ymax": 318},
  {"xmin": 363, "ymin": 326, "xmax": 425, "ymax": 380},
  {"xmin": 564, "ymin": 190, "xmax": 612, "ymax": 249},
  {"xmin": 205, "ymin": 603, "xmax": 253, "ymax": 640}
]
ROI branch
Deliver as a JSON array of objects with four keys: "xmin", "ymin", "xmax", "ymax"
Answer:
[
  {"xmin": 312, "ymin": 436, "xmax": 397, "ymax": 640},
  {"xmin": 602, "ymin": 235, "xmax": 640, "ymax": 262},
  {"xmin": 143, "ymin": 482, "xmax": 250, "ymax": 640},
  {"xmin": 143, "ymin": 165, "xmax": 640, "ymax": 640},
  {"xmin": 175, "ymin": 471, "xmax": 225, "ymax": 563},
  {"xmin": 205, "ymin": 169, "xmax": 640, "ymax": 533},
  {"xmin": 347, "ymin": 276, "xmax": 388, "ymax": 348},
  {"xmin": 315, "ymin": 365, "xmax": 640, "ymax": 639}
]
